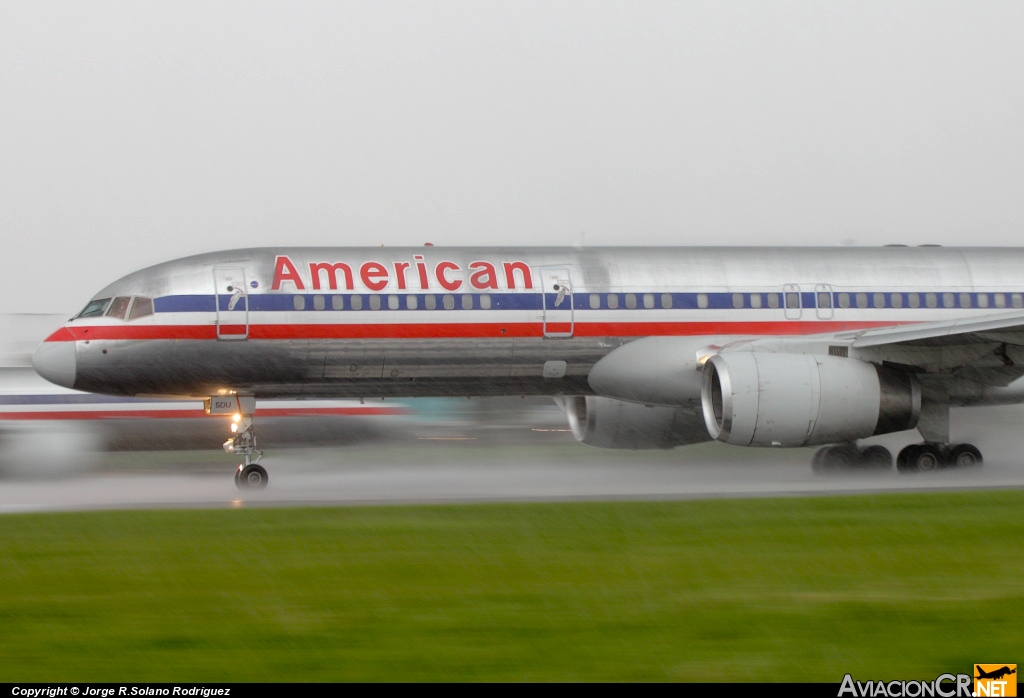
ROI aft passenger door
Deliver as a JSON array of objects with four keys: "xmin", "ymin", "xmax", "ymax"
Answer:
[
  {"xmin": 213, "ymin": 267, "xmax": 249, "ymax": 340},
  {"xmin": 538, "ymin": 266, "xmax": 574, "ymax": 338}
]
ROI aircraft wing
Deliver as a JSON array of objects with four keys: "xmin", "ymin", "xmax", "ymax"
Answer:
[
  {"xmin": 838, "ymin": 310, "xmax": 1024, "ymax": 348},
  {"xmin": 828, "ymin": 310, "xmax": 1024, "ymax": 388}
]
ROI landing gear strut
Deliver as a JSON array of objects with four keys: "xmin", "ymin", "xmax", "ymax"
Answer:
[{"xmin": 896, "ymin": 443, "xmax": 983, "ymax": 473}]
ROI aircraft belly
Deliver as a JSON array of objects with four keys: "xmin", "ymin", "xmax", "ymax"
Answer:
[{"xmin": 73, "ymin": 337, "xmax": 613, "ymax": 398}]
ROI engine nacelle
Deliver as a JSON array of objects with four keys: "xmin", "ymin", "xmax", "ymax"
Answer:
[
  {"xmin": 562, "ymin": 395, "xmax": 709, "ymax": 450},
  {"xmin": 701, "ymin": 353, "xmax": 920, "ymax": 447}
]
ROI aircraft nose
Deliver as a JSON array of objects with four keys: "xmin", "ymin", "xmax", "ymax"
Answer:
[{"xmin": 32, "ymin": 328, "xmax": 77, "ymax": 389}]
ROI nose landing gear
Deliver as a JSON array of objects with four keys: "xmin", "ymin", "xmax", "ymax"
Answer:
[
  {"xmin": 208, "ymin": 395, "xmax": 268, "ymax": 490},
  {"xmin": 225, "ymin": 413, "xmax": 267, "ymax": 490}
]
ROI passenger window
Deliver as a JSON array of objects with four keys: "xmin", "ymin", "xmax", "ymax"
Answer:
[
  {"xmin": 626, "ymin": 294, "xmax": 637, "ymax": 309},
  {"xmin": 425, "ymin": 295, "xmax": 436, "ymax": 310},
  {"xmin": 607, "ymin": 294, "xmax": 619, "ymax": 309},
  {"xmin": 106, "ymin": 296, "xmax": 131, "ymax": 319},
  {"xmin": 369, "ymin": 295, "xmax": 382, "ymax": 310},
  {"xmin": 926, "ymin": 293, "xmax": 937, "ymax": 308},
  {"xmin": 443, "ymin": 294, "xmax": 455, "ymax": 310},
  {"xmin": 313, "ymin": 295, "xmax": 325, "ymax": 310},
  {"xmin": 661, "ymin": 293, "xmax": 673, "ymax": 309},
  {"xmin": 977, "ymin": 293, "xmax": 989, "ymax": 308},
  {"xmin": 960, "ymin": 293, "xmax": 971, "ymax": 308},
  {"xmin": 128, "ymin": 297, "xmax": 154, "ymax": 320},
  {"xmin": 351, "ymin": 295, "xmax": 363, "ymax": 310},
  {"xmin": 293, "ymin": 295, "xmax": 306, "ymax": 311},
  {"xmin": 589, "ymin": 293, "xmax": 600, "ymax": 309},
  {"xmin": 766, "ymin": 293, "xmax": 780, "ymax": 309},
  {"xmin": 838, "ymin": 293, "xmax": 850, "ymax": 309},
  {"xmin": 388, "ymin": 295, "xmax": 400, "ymax": 310},
  {"xmin": 461, "ymin": 294, "xmax": 473, "ymax": 310},
  {"xmin": 818, "ymin": 292, "xmax": 831, "ymax": 309},
  {"xmin": 873, "ymin": 293, "xmax": 884, "ymax": 308},
  {"xmin": 697, "ymin": 293, "xmax": 708, "ymax": 309},
  {"xmin": 908, "ymin": 293, "xmax": 920, "ymax": 308},
  {"xmin": 856, "ymin": 293, "xmax": 868, "ymax": 309},
  {"xmin": 331, "ymin": 295, "xmax": 344, "ymax": 310},
  {"xmin": 750, "ymin": 293, "xmax": 762, "ymax": 309},
  {"xmin": 480, "ymin": 294, "xmax": 491, "ymax": 310},
  {"xmin": 891, "ymin": 293, "xmax": 903, "ymax": 309},
  {"xmin": 1013, "ymin": 293, "xmax": 1023, "ymax": 309},
  {"xmin": 406, "ymin": 295, "xmax": 418, "ymax": 310},
  {"xmin": 995, "ymin": 293, "xmax": 1006, "ymax": 308},
  {"xmin": 942, "ymin": 293, "xmax": 954, "ymax": 308},
  {"xmin": 732, "ymin": 293, "xmax": 744, "ymax": 309},
  {"xmin": 786, "ymin": 292, "xmax": 799, "ymax": 309},
  {"xmin": 643, "ymin": 293, "xmax": 654, "ymax": 309}
]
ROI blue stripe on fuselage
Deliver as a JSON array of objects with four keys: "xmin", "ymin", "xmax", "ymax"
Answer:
[{"xmin": 150, "ymin": 291, "xmax": 1024, "ymax": 314}]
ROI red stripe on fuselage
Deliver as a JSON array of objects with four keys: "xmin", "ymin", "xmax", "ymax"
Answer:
[{"xmin": 44, "ymin": 320, "xmax": 902, "ymax": 342}]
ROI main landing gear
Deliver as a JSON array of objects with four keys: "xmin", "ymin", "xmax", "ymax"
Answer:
[
  {"xmin": 217, "ymin": 398, "xmax": 268, "ymax": 490},
  {"xmin": 811, "ymin": 444, "xmax": 893, "ymax": 473},
  {"xmin": 895, "ymin": 443, "xmax": 982, "ymax": 473},
  {"xmin": 811, "ymin": 442, "xmax": 983, "ymax": 473}
]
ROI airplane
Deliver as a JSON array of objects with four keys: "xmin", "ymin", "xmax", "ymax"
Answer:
[
  {"xmin": 30, "ymin": 245, "xmax": 1024, "ymax": 489},
  {"xmin": 975, "ymin": 666, "xmax": 1016, "ymax": 681}
]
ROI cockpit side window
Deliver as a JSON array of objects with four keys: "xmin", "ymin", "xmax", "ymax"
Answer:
[
  {"xmin": 106, "ymin": 296, "xmax": 132, "ymax": 319},
  {"xmin": 75, "ymin": 298, "xmax": 111, "ymax": 319},
  {"xmin": 128, "ymin": 296, "xmax": 154, "ymax": 320}
]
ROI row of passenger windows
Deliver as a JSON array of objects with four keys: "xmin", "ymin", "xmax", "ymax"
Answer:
[
  {"xmin": 294, "ymin": 294, "xmax": 491, "ymax": 311},
  {"xmin": 573, "ymin": 292, "xmax": 1024, "ymax": 310},
  {"xmin": 584, "ymin": 293, "xmax": 677, "ymax": 309},
  {"xmin": 292, "ymin": 290, "xmax": 1024, "ymax": 311},
  {"xmin": 295, "ymin": 292, "xmax": 682, "ymax": 311},
  {"xmin": 823, "ymin": 291, "xmax": 1024, "ymax": 310}
]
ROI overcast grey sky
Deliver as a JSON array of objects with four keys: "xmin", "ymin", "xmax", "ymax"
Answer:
[{"xmin": 2, "ymin": 1, "xmax": 1023, "ymax": 314}]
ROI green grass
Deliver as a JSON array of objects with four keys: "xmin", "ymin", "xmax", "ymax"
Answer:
[{"xmin": 0, "ymin": 492, "xmax": 1021, "ymax": 681}]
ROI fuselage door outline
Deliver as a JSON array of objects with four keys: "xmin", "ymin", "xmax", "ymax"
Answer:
[
  {"xmin": 213, "ymin": 266, "xmax": 250, "ymax": 340},
  {"xmin": 538, "ymin": 266, "xmax": 574, "ymax": 338}
]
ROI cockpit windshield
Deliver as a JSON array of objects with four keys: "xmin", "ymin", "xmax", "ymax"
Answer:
[
  {"xmin": 74, "ymin": 298, "xmax": 111, "ymax": 319},
  {"xmin": 106, "ymin": 296, "xmax": 132, "ymax": 319},
  {"xmin": 128, "ymin": 296, "xmax": 154, "ymax": 320},
  {"xmin": 72, "ymin": 296, "xmax": 155, "ymax": 321}
]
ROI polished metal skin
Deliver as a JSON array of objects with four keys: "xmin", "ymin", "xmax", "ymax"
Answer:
[{"xmin": 32, "ymin": 245, "xmax": 1024, "ymax": 480}]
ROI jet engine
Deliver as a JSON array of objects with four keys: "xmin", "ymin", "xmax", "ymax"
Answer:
[
  {"xmin": 561, "ymin": 395, "xmax": 709, "ymax": 450},
  {"xmin": 701, "ymin": 353, "xmax": 920, "ymax": 447}
]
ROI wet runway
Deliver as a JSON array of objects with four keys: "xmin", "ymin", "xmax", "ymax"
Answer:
[{"xmin": 1, "ymin": 438, "xmax": 1022, "ymax": 513}]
